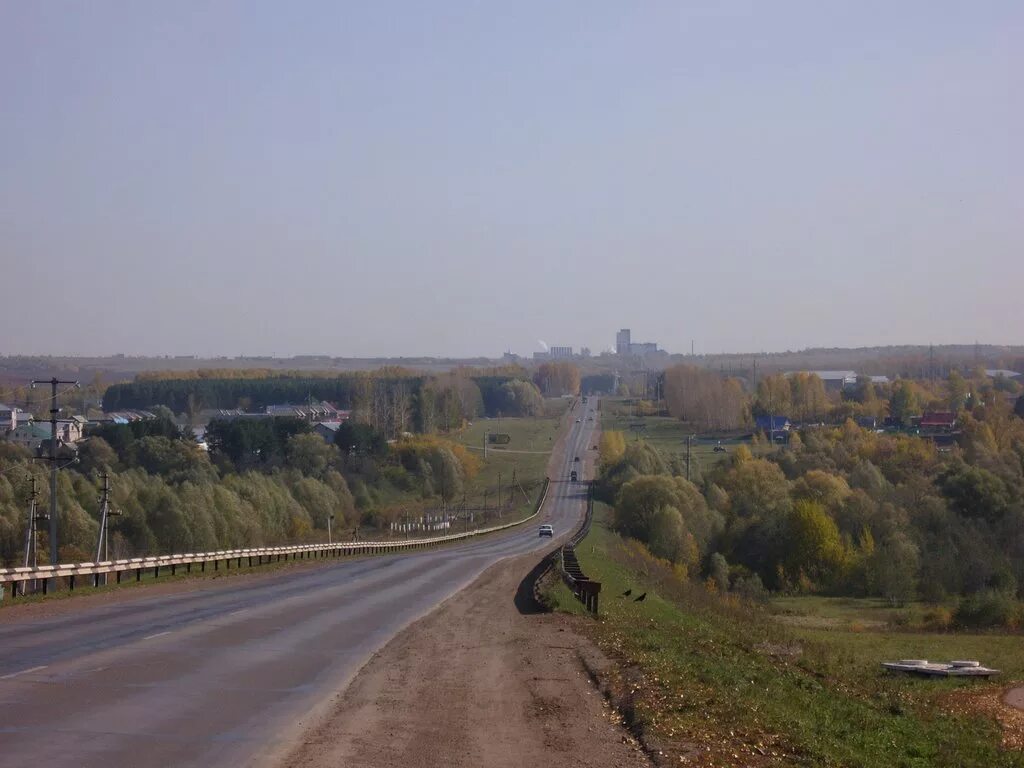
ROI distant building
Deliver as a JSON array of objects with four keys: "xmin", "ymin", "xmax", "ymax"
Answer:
[
  {"xmin": 579, "ymin": 347, "xmax": 591, "ymax": 358},
  {"xmin": 7, "ymin": 422, "xmax": 51, "ymax": 452},
  {"xmin": 313, "ymin": 421, "xmax": 344, "ymax": 442},
  {"xmin": 755, "ymin": 415, "xmax": 791, "ymax": 435},
  {"xmin": 0, "ymin": 405, "xmax": 32, "ymax": 433},
  {"xmin": 0, "ymin": 404, "xmax": 14, "ymax": 432},
  {"xmin": 265, "ymin": 401, "xmax": 346, "ymax": 422},
  {"xmin": 629, "ymin": 342, "xmax": 659, "ymax": 356},
  {"xmin": 616, "ymin": 328, "xmax": 660, "ymax": 357},
  {"xmin": 919, "ymin": 412, "xmax": 958, "ymax": 434},
  {"xmin": 986, "ymin": 369, "xmax": 1022, "ymax": 379},
  {"xmin": 95, "ymin": 410, "xmax": 158, "ymax": 424},
  {"xmin": 616, "ymin": 329, "xmax": 631, "ymax": 356},
  {"xmin": 788, "ymin": 370, "xmax": 857, "ymax": 393},
  {"xmin": 532, "ymin": 351, "xmax": 550, "ymax": 361},
  {"xmin": 60, "ymin": 415, "xmax": 88, "ymax": 443},
  {"xmin": 549, "ymin": 346, "xmax": 573, "ymax": 359}
]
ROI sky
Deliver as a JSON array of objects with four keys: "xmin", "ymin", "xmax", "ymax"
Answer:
[{"xmin": 1, "ymin": 2, "xmax": 1021, "ymax": 359}]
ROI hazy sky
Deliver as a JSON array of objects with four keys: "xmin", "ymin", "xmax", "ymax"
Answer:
[{"xmin": 1, "ymin": 2, "xmax": 1021, "ymax": 358}]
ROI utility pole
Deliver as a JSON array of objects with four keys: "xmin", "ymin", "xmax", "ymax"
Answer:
[
  {"xmin": 497, "ymin": 472, "xmax": 501, "ymax": 512},
  {"xmin": 94, "ymin": 473, "xmax": 121, "ymax": 584},
  {"xmin": 22, "ymin": 477, "xmax": 46, "ymax": 595},
  {"xmin": 327, "ymin": 514, "xmax": 334, "ymax": 544},
  {"xmin": 686, "ymin": 435, "xmax": 692, "ymax": 482},
  {"xmin": 31, "ymin": 377, "xmax": 79, "ymax": 586},
  {"xmin": 95, "ymin": 472, "xmax": 111, "ymax": 562}
]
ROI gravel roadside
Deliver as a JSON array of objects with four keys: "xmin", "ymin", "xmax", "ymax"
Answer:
[{"xmin": 275, "ymin": 547, "xmax": 651, "ymax": 768}]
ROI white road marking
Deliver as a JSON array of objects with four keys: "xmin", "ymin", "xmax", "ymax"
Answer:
[
  {"xmin": 1, "ymin": 665, "xmax": 47, "ymax": 680},
  {"xmin": 229, "ymin": 609, "xmax": 248, "ymax": 616},
  {"xmin": 143, "ymin": 631, "xmax": 171, "ymax": 640}
]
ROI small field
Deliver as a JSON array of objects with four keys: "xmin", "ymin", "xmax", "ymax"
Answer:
[
  {"xmin": 454, "ymin": 398, "xmax": 569, "ymax": 513},
  {"xmin": 772, "ymin": 595, "xmax": 934, "ymax": 631},
  {"xmin": 599, "ymin": 398, "xmax": 760, "ymax": 477},
  {"xmin": 544, "ymin": 506, "xmax": 1024, "ymax": 767}
]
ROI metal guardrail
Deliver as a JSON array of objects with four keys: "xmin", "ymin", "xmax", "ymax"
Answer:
[
  {"xmin": 1, "ymin": 478, "xmax": 551, "ymax": 599},
  {"xmin": 557, "ymin": 483, "xmax": 601, "ymax": 613}
]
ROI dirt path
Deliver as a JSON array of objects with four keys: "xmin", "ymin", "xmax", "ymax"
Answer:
[{"xmin": 277, "ymin": 548, "xmax": 650, "ymax": 768}]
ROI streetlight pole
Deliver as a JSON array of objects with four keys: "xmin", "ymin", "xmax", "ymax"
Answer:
[{"xmin": 327, "ymin": 514, "xmax": 334, "ymax": 544}]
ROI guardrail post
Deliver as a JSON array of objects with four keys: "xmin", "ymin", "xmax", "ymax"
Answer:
[
  {"xmin": 187, "ymin": 563, "xmax": 192, "ymax": 574},
  {"xmin": 154, "ymin": 566, "xmax": 159, "ymax": 579},
  {"xmin": 116, "ymin": 571, "xmax": 121, "ymax": 584},
  {"xmin": 69, "ymin": 575, "xmax": 75, "ymax": 591},
  {"xmin": 136, "ymin": 568, "xmax": 141, "ymax": 582},
  {"xmin": 171, "ymin": 564, "xmax": 176, "ymax": 576}
]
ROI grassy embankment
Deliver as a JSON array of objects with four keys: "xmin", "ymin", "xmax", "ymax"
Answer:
[{"xmin": 545, "ymin": 505, "xmax": 1024, "ymax": 767}]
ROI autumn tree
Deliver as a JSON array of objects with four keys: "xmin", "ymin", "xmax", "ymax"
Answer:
[
  {"xmin": 598, "ymin": 430, "xmax": 626, "ymax": 467},
  {"xmin": 663, "ymin": 365, "xmax": 747, "ymax": 430},
  {"xmin": 534, "ymin": 362, "xmax": 581, "ymax": 397}
]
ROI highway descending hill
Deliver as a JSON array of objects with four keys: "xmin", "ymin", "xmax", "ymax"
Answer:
[{"xmin": 0, "ymin": 403, "xmax": 597, "ymax": 768}]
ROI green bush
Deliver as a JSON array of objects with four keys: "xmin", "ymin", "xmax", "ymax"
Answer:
[{"xmin": 953, "ymin": 590, "xmax": 1023, "ymax": 629}]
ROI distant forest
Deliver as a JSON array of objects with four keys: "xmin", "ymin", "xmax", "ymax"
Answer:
[{"xmin": 101, "ymin": 369, "xmax": 563, "ymax": 433}]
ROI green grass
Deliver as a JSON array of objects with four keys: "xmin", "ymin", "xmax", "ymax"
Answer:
[
  {"xmin": 772, "ymin": 596, "xmax": 934, "ymax": 630},
  {"xmin": 545, "ymin": 505, "xmax": 1023, "ymax": 767},
  {"xmin": 599, "ymin": 398, "xmax": 769, "ymax": 478},
  {"xmin": 454, "ymin": 398, "xmax": 568, "ymax": 512}
]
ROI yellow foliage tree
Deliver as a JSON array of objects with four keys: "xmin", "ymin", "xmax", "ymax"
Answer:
[{"xmin": 598, "ymin": 431, "xmax": 626, "ymax": 466}]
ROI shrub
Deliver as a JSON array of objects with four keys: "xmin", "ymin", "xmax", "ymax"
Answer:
[
  {"xmin": 921, "ymin": 606, "xmax": 953, "ymax": 631},
  {"xmin": 953, "ymin": 590, "xmax": 1023, "ymax": 630}
]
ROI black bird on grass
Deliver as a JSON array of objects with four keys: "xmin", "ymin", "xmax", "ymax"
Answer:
[
  {"xmin": 634, "ymin": 592, "xmax": 647, "ymax": 602},
  {"xmin": 620, "ymin": 588, "xmax": 632, "ymax": 598}
]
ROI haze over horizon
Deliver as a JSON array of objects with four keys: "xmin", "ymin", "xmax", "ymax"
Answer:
[{"xmin": 1, "ymin": 2, "xmax": 1021, "ymax": 359}]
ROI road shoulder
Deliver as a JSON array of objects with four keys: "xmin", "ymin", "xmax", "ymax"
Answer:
[{"xmin": 273, "ymin": 548, "xmax": 651, "ymax": 768}]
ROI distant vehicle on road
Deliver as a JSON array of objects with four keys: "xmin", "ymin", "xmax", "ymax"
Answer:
[
  {"xmin": 570, "ymin": 470, "xmax": 578, "ymax": 481},
  {"xmin": 575, "ymin": 418, "xmax": 581, "ymax": 423},
  {"xmin": 573, "ymin": 456, "xmax": 580, "ymax": 462},
  {"xmin": 713, "ymin": 444, "xmax": 727, "ymax": 453},
  {"xmin": 538, "ymin": 524, "xmax": 554, "ymax": 537}
]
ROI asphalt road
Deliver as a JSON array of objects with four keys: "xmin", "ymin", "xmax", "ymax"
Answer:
[{"xmin": 0, "ymin": 401, "xmax": 598, "ymax": 767}]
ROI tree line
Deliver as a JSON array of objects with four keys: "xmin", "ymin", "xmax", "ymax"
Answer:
[
  {"xmin": 0, "ymin": 411, "xmax": 487, "ymax": 567},
  {"xmin": 103, "ymin": 370, "xmax": 549, "ymax": 431},
  {"xmin": 596, "ymin": 391, "xmax": 1024, "ymax": 627},
  {"xmin": 653, "ymin": 364, "xmax": 1024, "ymax": 433}
]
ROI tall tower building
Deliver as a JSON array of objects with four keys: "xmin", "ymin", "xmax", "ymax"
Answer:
[{"xmin": 615, "ymin": 329, "xmax": 631, "ymax": 356}]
